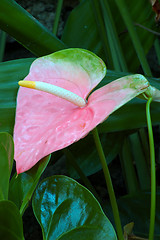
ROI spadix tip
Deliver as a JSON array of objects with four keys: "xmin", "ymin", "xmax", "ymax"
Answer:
[{"xmin": 18, "ymin": 80, "xmax": 36, "ymax": 89}]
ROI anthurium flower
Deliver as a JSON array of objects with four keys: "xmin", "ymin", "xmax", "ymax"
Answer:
[{"xmin": 14, "ymin": 48, "xmax": 155, "ymax": 174}]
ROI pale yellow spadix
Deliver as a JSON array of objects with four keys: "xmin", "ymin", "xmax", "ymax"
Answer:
[{"xmin": 18, "ymin": 80, "xmax": 86, "ymax": 107}]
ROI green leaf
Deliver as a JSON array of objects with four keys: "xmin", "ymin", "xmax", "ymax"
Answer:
[
  {"xmin": 32, "ymin": 175, "xmax": 117, "ymax": 240},
  {"xmin": 0, "ymin": 200, "xmax": 24, "ymax": 240},
  {"xmin": 9, "ymin": 154, "xmax": 51, "ymax": 215},
  {"xmin": 0, "ymin": 133, "xmax": 14, "ymax": 200},
  {"xmin": 62, "ymin": 0, "xmax": 103, "ymax": 58},
  {"xmin": 68, "ymin": 132, "xmax": 125, "ymax": 178},
  {"xmin": 62, "ymin": 0, "xmax": 155, "ymax": 72},
  {"xmin": 0, "ymin": 0, "xmax": 66, "ymax": 56},
  {"xmin": 105, "ymin": 188, "xmax": 160, "ymax": 239}
]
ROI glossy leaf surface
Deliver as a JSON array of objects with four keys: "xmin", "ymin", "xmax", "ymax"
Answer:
[
  {"xmin": 9, "ymin": 154, "xmax": 50, "ymax": 215},
  {"xmin": 0, "ymin": 133, "xmax": 14, "ymax": 200},
  {"xmin": 32, "ymin": 175, "xmax": 117, "ymax": 240},
  {"xmin": 0, "ymin": 200, "xmax": 24, "ymax": 240},
  {"xmin": 0, "ymin": 0, "xmax": 66, "ymax": 56}
]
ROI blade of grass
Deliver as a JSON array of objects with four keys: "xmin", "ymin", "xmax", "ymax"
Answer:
[
  {"xmin": 114, "ymin": 0, "xmax": 152, "ymax": 76},
  {"xmin": 91, "ymin": 0, "xmax": 113, "ymax": 68},
  {"xmin": 100, "ymin": 0, "xmax": 128, "ymax": 72},
  {"xmin": 129, "ymin": 132, "xmax": 150, "ymax": 190},
  {"xmin": 52, "ymin": 0, "xmax": 63, "ymax": 35},
  {"xmin": 120, "ymin": 137, "xmax": 140, "ymax": 194}
]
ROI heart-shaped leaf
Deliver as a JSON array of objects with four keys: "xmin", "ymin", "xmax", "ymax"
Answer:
[
  {"xmin": 9, "ymin": 154, "xmax": 50, "ymax": 215},
  {"xmin": 0, "ymin": 200, "xmax": 24, "ymax": 240},
  {"xmin": 32, "ymin": 175, "xmax": 117, "ymax": 240}
]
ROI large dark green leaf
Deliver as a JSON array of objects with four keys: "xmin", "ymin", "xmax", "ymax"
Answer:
[
  {"xmin": 32, "ymin": 175, "xmax": 117, "ymax": 240},
  {"xmin": 9, "ymin": 154, "xmax": 51, "ymax": 215},
  {"xmin": 0, "ymin": 200, "xmax": 24, "ymax": 240},
  {"xmin": 62, "ymin": 0, "xmax": 103, "ymax": 58},
  {"xmin": 0, "ymin": 133, "xmax": 14, "ymax": 200},
  {"xmin": 105, "ymin": 188, "xmax": 160, "ymax": 239},
  {"xmin": 62, "ymin": 0, "xmax": 155, "ymax": 72},
  {"xmin": 67, "ymin": 132, "xmax": 125, "ymax": 178},
  {"xmin": 0, "ymin": 0, "xmax": 66, "ymax": 56}
]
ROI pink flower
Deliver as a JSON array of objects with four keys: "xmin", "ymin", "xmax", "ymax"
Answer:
[{"xmin": 14, "ymin": 49, "xmax": 150, "ymax": 174}]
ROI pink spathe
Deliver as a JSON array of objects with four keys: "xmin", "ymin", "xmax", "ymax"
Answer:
[{"xmin": 14, "ymin": 49, "xmax": 149, "ymax": 174}]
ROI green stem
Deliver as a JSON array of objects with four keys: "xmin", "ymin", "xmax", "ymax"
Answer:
[
  {"xmin": 146, "ymin": 98, "xmax": 156, "ymax": 240},
  {"xmin": 53, "ymin": 0, "xmax": 63, "ymax": 35},
  {"xmin": 92, "ymin": 128, "xmax": 124, "ymax": 240}
]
